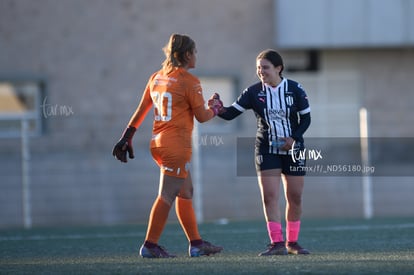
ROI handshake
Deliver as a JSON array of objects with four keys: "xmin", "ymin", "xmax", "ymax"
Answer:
[{"xmin": 208, "ymin": 93, "xmax": 225, "ymax": 116}]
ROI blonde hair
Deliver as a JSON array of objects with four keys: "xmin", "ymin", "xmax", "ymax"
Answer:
[{"xmin": 162, "ymin": 33, "xmax": 196, "ymax": 74}]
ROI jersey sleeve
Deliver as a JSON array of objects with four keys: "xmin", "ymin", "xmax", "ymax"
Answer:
[
  {"xmin": 289, "ymin": 80, "xmax": 311, "ymax": 142},
  {"xmin": 143, "ymin": 72, "xmax": 157, "ymax": 98},
  {"xmin": 186, "ymin": 76, "xmax": 206, "ymax": 110},
  {"xmin": 295, "ymin": 82, "xmax": 311, "ymax": 115},
  {"xmin": 232, "ymin": 86, "xmax": 253, "ymax": 112}
]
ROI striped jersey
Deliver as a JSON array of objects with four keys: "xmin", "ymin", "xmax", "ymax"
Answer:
[{"xmin": 232, "ymin": 78, "xmax": 310, "ymax": 155}]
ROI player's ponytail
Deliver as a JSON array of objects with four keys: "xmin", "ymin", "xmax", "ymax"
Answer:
[{"xmin": 162, "ymin": 33, "xmax": 196, "ymax": 74}]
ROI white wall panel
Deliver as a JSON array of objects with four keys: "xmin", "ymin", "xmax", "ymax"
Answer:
[
  {"xmin": 367, "ymin": 0, "xmax": 405, "ymax": 45},
  {"xmin": 275, "ymin": 0, "xmax": 414, "ymax": 48},
  {"xmin": 275, "ymin": 0, "xmax": 328, "ymax": 47},
  {"xmin": 329, "ymin": 0, "xmax": 366, "ymax": 46}
]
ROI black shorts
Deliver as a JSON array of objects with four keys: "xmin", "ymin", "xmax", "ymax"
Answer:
[{"xmin": 255, "ymin": 153, "xmax": 306, "ymax": 176}]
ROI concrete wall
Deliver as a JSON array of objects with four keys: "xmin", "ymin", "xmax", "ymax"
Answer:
[{"xmin": 1, "ymin": 0, "xmax": 413, "ymax": 228}]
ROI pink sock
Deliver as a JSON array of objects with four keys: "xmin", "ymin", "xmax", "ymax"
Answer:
[
  {"xmin": 286, "ymin": 221, "xmax": 301, "ymax": 242},
  {"xmin": 267, "ymin": 221, "xmax": 284, "ymax": 243}
]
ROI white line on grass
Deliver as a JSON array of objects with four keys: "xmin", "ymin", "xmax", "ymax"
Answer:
[
  {"xmin": 1, "ymin": 223, "xmax": 414, "ymax": 242},
  {"xmin": 309, "ymin": 223, "xmax": 414, "ymax": 232}
]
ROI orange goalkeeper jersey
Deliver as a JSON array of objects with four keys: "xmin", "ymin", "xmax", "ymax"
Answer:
[{"xmin": 144, "ymin": 68, "xmax": 205, "ymax": 149}]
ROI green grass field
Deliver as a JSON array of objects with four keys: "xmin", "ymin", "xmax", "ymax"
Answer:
[{"xmin": 1, "ymin": 217, "xmax": 413, "ymax": 274}]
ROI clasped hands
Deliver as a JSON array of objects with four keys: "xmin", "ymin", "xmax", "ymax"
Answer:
[{"xmin": 208, "ymin": 93, "xmax": 225, "ymax": 116}]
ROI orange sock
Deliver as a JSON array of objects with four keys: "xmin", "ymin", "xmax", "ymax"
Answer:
[
  {"xmin": 145, "ymin": 196, "xmax": 171, "ymax": 244},
  {"xmin": 175, "ymin": 197, "xmax": 201, "ymax": 242}
]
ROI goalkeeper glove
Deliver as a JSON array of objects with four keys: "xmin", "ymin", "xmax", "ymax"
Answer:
[{"xmin": 112, "ymin": 126, "xmax": 136, "ymax": 163}]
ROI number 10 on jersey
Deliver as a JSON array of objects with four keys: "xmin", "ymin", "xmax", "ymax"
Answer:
[{"xmin": 151, "ymin": 91, "xmax": 172, "ymax": 121}]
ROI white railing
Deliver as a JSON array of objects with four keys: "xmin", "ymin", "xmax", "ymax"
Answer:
[{"xmin": 0, "ymin": 113, "xmax": 32, "ymax": 228}]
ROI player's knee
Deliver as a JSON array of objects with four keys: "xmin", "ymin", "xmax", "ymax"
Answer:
[
  {"xmin": 263, "ymin": 193, "xmax": 279, "ymax": 206},
  {"xmin": 287, "ymin": 192, "xmax": 302, "ymax": 206}
]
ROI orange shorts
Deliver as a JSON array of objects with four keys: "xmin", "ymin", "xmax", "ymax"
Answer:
[{"xmin": 150, "ymin": 147, "xmax": 192, "ymax": 178}]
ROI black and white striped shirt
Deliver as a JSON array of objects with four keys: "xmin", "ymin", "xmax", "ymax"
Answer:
[{"xmin": 220, "ymin": 78, "xmax": 311, "ymax": 155}]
